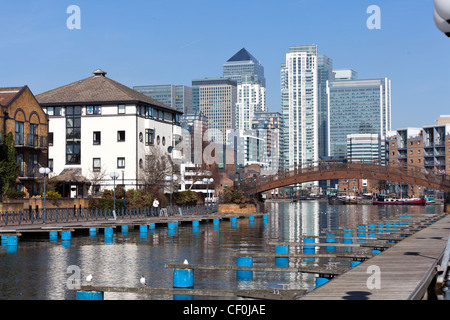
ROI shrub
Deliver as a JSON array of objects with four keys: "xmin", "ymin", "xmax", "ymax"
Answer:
[
  {"xmin": 173, "ymin": 190, "xmax": 198, "ymax": 205},
  {"xmin": 6, "ymin": 189, "xmax": 26, "ymax": 199}
]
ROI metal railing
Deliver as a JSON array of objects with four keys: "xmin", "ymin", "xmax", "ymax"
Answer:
[{"xmin": 0, "ymin": 203, "xmax": 218, "ymax": 226}]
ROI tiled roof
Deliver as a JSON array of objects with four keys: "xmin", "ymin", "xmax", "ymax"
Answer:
[
  {"xmin": 36, "ymin": 70, "xmax": 180, "ymax": 113},
  {"xmin": 0, "ymin": 87, "xmax": 25, "ymax": 107}
]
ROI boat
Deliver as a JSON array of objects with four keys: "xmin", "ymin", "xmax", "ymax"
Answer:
[
  {"xmin": 424, "ymin": 195, "xmax": 435, "ymax": 204},
  {"xmin": 403, "ymin": 198, "xmax": 426, "ymax": 205},
  {"xmin": 328, "ymin": 196, "xmax": 346, "ymax": 205},
  {"xmin": 372, "ymin": 194, "xmax": 404, "ymax": 205}
]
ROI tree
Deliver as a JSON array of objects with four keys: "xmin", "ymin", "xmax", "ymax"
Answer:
[
  {"xmin": 0, "ymin": 132, "xmax": 19, "ymax": 199},
  {"xmin": 140, "ymin": 146, "xmax": 175, "ymax": 194}
]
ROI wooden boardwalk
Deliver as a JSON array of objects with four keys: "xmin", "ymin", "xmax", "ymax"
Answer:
[{"xmin": 298, "ymin": 214, "xmax": 450, "ymax": 300}]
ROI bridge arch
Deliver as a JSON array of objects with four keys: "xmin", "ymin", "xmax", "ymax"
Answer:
[{"xmin": 240, "ymin": 159, "xmax": 450, "ymax": 195}]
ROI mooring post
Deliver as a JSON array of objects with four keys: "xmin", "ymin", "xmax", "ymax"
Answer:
[
  {"xmin": 236, "ymin": 256, "xmax": 253, "ymax": 280},
  {"xmin": 76, "ymin": 291, "xmax": 104, "ymax": 300},
  {"xmin": 275, "ymin": 245, "xmax": 289, "ymax": 267}
]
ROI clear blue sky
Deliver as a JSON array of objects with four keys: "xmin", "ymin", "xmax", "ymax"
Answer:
[{"xmin": 1, "ymin": 0, "xmax": 449, "ymax": 130}]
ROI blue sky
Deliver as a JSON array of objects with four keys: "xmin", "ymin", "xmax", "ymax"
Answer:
[{"xmin": 1, "ymin": 0, "xmax": 449, "ymax": 129}]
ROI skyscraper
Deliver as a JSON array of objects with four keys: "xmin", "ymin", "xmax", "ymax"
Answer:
[
  {"xmin": 327, "ymin": 78, "xmax": 392, "ymax": 158},
  {"xmin": 281, "ymin": 45, "xmax": 320, "ymax": 169},
  {"xmin": 133, "ymin": 84, "xmax": 192, "ymax": 114},
  {"xmin": 235, "ymin": 75, "xmax": 267, "ymax": 131},
  {"xmin": 191, "ymin": 77, "xmax": 237, "ymax": 144},
  {"xmin": 223, "ymin": 48, "xmax": 265, "ymax": 87},
  {"xmin": 317, "ymin": 55, "xmax": 334, "ymax": 159}
]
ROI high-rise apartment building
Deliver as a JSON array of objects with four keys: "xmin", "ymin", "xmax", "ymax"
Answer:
[
  {"xmin": 281, "ymin": 45, "xmax": 320, "ymax": 170},
  {"xmin": 133, "ymin": 84, "xmax": 192, "ymax": 114},
  {"xmin": 223, "ymin": 48, "xmax": 265, "ymax": 87},
  {"xmin": 317, "ymin": 55, "xmax": 334, "ymax": 159},
  {"xmin": 327, "ymin": 78, "xmax": 392, "ymax": 158},
  {"xmin": 191, "ymin": 77, "xmax": 237, "ymax": 144},
  {"xmin": 235, "ymin": 76, "xmax": 267, "ymax": 131}
]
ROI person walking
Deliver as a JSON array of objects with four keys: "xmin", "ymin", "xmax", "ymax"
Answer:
[{"xmin": 152, "ymin": 198, "xmax": 159, "ymax": 216}]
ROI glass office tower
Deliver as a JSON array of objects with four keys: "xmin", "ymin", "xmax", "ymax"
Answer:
[
  {"xmin": 327, "ymin": 78, "xmax": 392, "ymax": 158},
  {"xmin": 223, "ymin": 48, "xmax": 266, "ymax": 87}
]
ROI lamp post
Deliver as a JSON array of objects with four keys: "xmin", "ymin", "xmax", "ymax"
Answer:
[
  {"xmin": 109, "ymin": 171, "xmax": 119, "ymax": 220},
  {"xmin": 39, "ymin": 167, "xmax": 51, "ymax": 223},
  {"xmin": 165, "ymin": 175, "xmax": 178, "ymax": 215},
  {"xmin": 202, "ymin": 177, "xmax": 213, "ymax": 212}
]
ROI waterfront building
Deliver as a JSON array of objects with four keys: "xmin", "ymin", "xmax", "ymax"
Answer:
[
  {"xmin": 252, "ymin": 111, "xmax": 282, "ymax": 175},
  {"xmin": 0, "ymin": 86, "xmax": 49, "ymax": 197},
  {"xmin": 191, "ymin": 77, "xmax": 237, "ymax": 144},
  {"xmin": 327, "ymin": 78, "xmax": 391, "ymax": 158},
  {"xmin": 339, "ymin": 133, "xmax": 386, "ymax": 194},
  {"xmin": 386, "ymin": 120, "xmax": 450, "ymax": 197},
  {"xmin": 133, "ymin": 84, "xmax": 192, "ymax": 114},
  {"xmin": 223, "ymin": 48, "xmax": 265, "ymax": 87},
  {"xmin": 36, "ymin": 69, "xmax": 183, "ymax": 196},
  {"xmin": 281, "ymin": 45, "xmax": 320, "ymax": 170}
]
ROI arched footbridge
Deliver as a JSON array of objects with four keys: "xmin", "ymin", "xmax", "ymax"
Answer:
[{"xmin": 239, "ymin": 159, "xmax": 450, "ymax": 195}]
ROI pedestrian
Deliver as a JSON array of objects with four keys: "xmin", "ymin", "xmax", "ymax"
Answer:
[
  {"xmin": 153, "ymin": 197, "xmax": 159, "ymax": 216},
  {"xmin": 122, "ymin": 196, "xmax": 127, "ymax": 208}
]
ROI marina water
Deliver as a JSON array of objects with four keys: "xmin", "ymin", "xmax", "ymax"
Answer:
[{"xmin": 0, "ymin": 201, "xmax": 443, "ymax": 300}]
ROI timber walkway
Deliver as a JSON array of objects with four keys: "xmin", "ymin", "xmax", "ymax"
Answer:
[{"xmin": 298, "ymin": 213, "xmax": 450, "ymax": 300}]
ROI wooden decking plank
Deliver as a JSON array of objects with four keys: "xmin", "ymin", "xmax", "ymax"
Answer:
[{"xmin": 298, "ymin": 214, "xmax": 450, "ymax": 300}]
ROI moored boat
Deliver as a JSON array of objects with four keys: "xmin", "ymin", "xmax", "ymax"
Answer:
[{"xmin": 403, "ymin": 198, "xmax": 426, "ymax": 205}]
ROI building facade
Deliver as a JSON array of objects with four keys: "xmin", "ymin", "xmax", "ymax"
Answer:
[
  {"xmin": 327, "ymin": 78, "xmax": 392, "ymax": 158},
  {"xmin": 191, "ymin": 77, "xmax": 237, "ymax": 144},
  {"xmin": 386, "ymin": 121, "xmax": 450, "ymax": 197},
  {"xmin": 235, "ymin": 76, "xmax": 267, "ymax": 131},
  {"xmin": 133, "ymin": 84, "xmax": 192, "ymax": 114},
  {"xmin": 36, "ymin": 69, "xmax": 183, "ymax": 197},
  {"xmin": 0, "ymin": 86, "xmax": 49, "ymax": 197},
  {"xmin": 281, "ymin": 45, "xmax": 320, "ymax": 171}
]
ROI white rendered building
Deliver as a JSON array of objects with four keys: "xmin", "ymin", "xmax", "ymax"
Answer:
[
  {"xmin": 36, "ymin": 69, "xmax": 183, "ymax": 197},
  {"xmin": 235, "ymin": 77, "xmax": 267, "ymax": 131}
]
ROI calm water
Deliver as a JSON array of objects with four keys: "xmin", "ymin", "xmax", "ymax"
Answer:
[{"xmin": 0, "ymin": 201, "xmax": 443, "ymax": 300}]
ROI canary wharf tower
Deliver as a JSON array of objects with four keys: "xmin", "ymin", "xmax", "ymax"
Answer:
[{"xmin": 223, "ymin": 48, "xmax": 266, "ymax": 87}]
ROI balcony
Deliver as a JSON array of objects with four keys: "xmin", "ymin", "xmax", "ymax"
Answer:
[
  {"xmin": 15, "ymin": 134, "xmax": 48, "ymax": 149},
  {"xmin": 18, "ymin": 164, "xmax": 40, "ymax": 180}
]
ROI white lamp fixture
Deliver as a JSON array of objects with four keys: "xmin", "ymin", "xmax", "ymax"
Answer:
[
  {"xmin": 434, "ymin": 0, "xmax": 450, "ymax": 37},
  {"xmin": 110, "ymin": 172, "xmax": 120, "ymax": 220},
  {"xmin": 40, "ymin": 167, "xmax": 51, "ymax": 223}
]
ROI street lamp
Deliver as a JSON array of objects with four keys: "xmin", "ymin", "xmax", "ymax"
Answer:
[
  {"xmin": 203, "ymin": 177, "xmax": 213, "ymax": 213},
  {"xmin": 110, "ymin": 171, "xmax": 119, "ymax": 220},
  {"xmin": 39, "ymin": 167, "xmax": 50, "ymax": 223},
  {"xmin": 165, "ymin": 175, "xmax": 178, "ymax": 215}
]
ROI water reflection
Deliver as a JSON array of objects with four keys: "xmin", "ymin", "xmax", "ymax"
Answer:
[{"xmin": 0, "ymin": 201, "xmax": 442, "ymax": 300}]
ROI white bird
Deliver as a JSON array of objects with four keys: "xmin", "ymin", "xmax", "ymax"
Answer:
[
  {"xmin": 139, "ymin": 275, "xmax": 146, "ymax": 287},
  {"xmin": 86, "ymin": 274, "xmax": 93, "ymax": 285},
  {"xmin": 183, "ymin": 259, "xmax": 189, "ymax": 265}
]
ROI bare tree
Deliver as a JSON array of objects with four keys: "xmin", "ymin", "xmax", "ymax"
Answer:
[
  {"xmin": 87, "ymin": 166, "xmax": 108, "ymax": 195},
  {"xmin": 140, "ymin": 146, "xmax": 176, "ymax": 193}
]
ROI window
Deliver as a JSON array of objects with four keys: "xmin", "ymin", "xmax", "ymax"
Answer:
[
  {"xmin": 117, "ymin": 131, "xmax": 125, "ymax": 142},
  {"xmin": 145, "ymin": 129, "xmax": 154, "ymax": 145},
  {"xmin": 86, "ymin": 106, "xmax": 102, "ymax": 115},
  {"xmin": 29, "ymin": 123, "xmax": 39, "ymax": 147},
  {"xmin": 118, "ymin": 105, "xmax": 126, "ymax": 114},
  {"xmin": 93, "ymin": 131, "xmax": 101, "ymax": 145},
  {"xmin": 48, "ymin": 132, "xmax": 54, "ymax": 146},
  {"xmin": 162, "ymin": 136, "xmax": 166, "ymax": 146},
  {"xmin": 93, "ymin": 158, "xmax": 101, "ymax": 172},
  {"xmin": 48, "ymin": 159, "xmax": 54, "ymax": 172},
  {"xmin": 47, "ymin": 106, "xmax": 62, "ymax": 116},
  {"xmin": 15, "ymin": 121, "xmax": 24, "ymax": 145},
  {"xmin": 117, "ymin": 157, "xmax": 125, "ymax": 168},
  {"xmin": 66, "ymin": 106, "xmax": 81, "ymax": 164}
]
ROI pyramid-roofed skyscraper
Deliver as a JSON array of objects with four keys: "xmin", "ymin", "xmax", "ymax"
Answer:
[{"xmin": 223, "ymin": 48, "xmax": 265, "ymax": 87}]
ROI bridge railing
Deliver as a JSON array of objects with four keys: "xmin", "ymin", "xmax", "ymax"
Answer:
[{"xmin": 240, "ymin": 158, "xmax": 450, "ymax": 192}]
